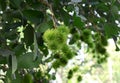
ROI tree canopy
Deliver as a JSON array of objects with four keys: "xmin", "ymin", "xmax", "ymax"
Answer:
[{"xmin": 0, "ymin": 0, "xmax": 120, "ymax": 82}]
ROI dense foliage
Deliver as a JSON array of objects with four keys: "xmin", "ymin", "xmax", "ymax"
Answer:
[{"xmin": 0, "ymin": 0, "xmax": 120, "ymax": 82}]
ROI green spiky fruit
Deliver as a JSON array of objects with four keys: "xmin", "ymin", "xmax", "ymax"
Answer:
[
  {"xmin": 67, "ymin": 69, "xmax": 73, "ymax": 79},
  {"xmin": 59, "ymin": 56, "xmax": 68, "ymax": 66},
  {"xmin": 57, "ymin": 25, "xmax": 69, "ymax": 35},
  {"xmin": 80, "ymin": 29, "xmax": 94, "ymax": 47},
  {"xmin": 55, "ymin": 32, "xmax": 67, "ymax": 44},
  {"xmin": 82, "ymin": 29, "xmax": 91, "ymax": 37},
  {"xmin": 68, "ymin": 70, "xmax": 73, "ymax": 75},
  {"xmin": 51, "ymin": 74, "xmax": 56, "ymax": 80},
  {"xmin": 43, "ymin": 29, "xmax": 56, "ymax": 42},
  {"xmin": 43, "ymin": 25, "xmax": 69, "ymax": 51},
  {"xmin": 48, "ymin": 41, "xmax": 60, "ymax": 50},
  {"xmin": 52, "ymin": 60, "xmax": 60, "ymax": 69},
  {"xmin": 61, "ymin": 44, "xmax": 70, "ymax": 53},
  {"xmin": 101, "ymin": 36, "xmax": 108, "ymax": 46},
  {"xmin": 98, "ymin": 47, "xmax": 106, "ymax": 54},
  {"xmin": 74, "ymin": 33, "xmax": 80, "ymax": 40},
  {"xmin": 77, "ymin": 75, "xmax": 82, "ymax": 82},
  {"xmin": 66, "ymin": 52, "xmax": 74, "ymax": 59},
  {"xmin": 69, "ymin": 33, "xmax": 80, "ymax": 44},
  {"xmin": 53, "ymin": 53, "xmax": 61, "ymax": 59},
  {"xmin": 61, "ymin": 45, "xmax": 74, "ymax": 59},
  {"xmin": 72, "ymin": 66, "xmax": 79, "ymax": 72},
  {"xmin": 96, "ymin": 43, "xmax": 106, "ymax": 54},
  {"xmin": 87, "ymin": 42, "xmax": 94, "ymax": 48}
]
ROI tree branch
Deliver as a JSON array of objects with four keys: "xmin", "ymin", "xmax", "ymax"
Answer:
[{"xmin": 39, "ymin": 0, "xmax": 57, "ymax": 28}]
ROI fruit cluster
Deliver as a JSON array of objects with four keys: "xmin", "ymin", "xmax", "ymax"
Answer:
[
  {"xmin": 80, "ymin": 29, "xmax": 108, "ymax": 64},
  {"xmin": 92, "ymin": 33, "xmax": 108, "ymax": 63},
  {"xmin": 43, "ymin": 25, "xmax": 75, "ymax": 69},
  {"xmin": 67, "ymin": 67, "xmax": 82, "ymax": 82}
]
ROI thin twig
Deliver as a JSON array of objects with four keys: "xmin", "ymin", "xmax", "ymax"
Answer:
[{"xmin": 39, "ymin": 0, "xmax": 57, "ymax": 28}]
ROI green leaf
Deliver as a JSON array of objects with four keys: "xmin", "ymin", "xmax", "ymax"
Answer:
[
  {"xmin": 2, "ymin": 22, "xmax": 22, "ymax": 32},
  {"xmin": 110, "ymin": 5, "xmax": 119, "ymax": 19},
  {"xmin": 29, "ymin": 3, "xmax": 42, "ymax": 9},
  {"xmin": 59, "ymin": 8, "xmax": 71, "ymax": 25},
  {"xmin": 22, "ymin": 9, "xmax": 44, "ymax": 24},
  {"xmin": 73, "ymin": 15, "xmax": 84, "ymax": 29},
  {"xmin": 111, "ymin": 5, "xmax": 119, "ymax": 14},
  {"xmin": 23, "ymin": 24, "xmax": 34, "ymax": 46},
  {"xmin": 10, "ymin": 0, "xmax": 23, "ymax": 7},
  {"xmin": 14, "ymin": 44, "xmax": 26, "ymax": 56},
  {"xmin": 3, "ymin": 28, "xmax": 18, "ymax": 40},
  {"xmin": 104, "ymin": 23, "xmax": 120, "ymax": 38},
  {"xmin": 9, "ymin": 22, "xmax": 22, "ymax": 30},
  {"xmin": 4, "ymin": 69, "xmax": 12, "ymax": 83},
  {"xmin": 18, "ymin": 52, "xmax": 41, "ymax": 69},
  {"xmin": 96, "ymin": 3, "xmax": 109, "ymax": 12},
  {"xmin": 5, "ymin": 70, "xmax": 22, "ymax": 83},
  {"xmin": 2, "ymin": 10, "xmax": 13, "ymax": 23},
  {"xmin": 0, "ymin": 0, "xmax": 6, "ymax": 11},
  {"xmin": 26, "ymin": 0, "xmax": 34, "ymax": 4},
  {"xmin": 66, "ymin": 5, "xmax": 74, "ymax": 12},
  {"xmin": 12, "ymin": 73, "xmax": 22, "ymax": 83},
  {"xmin": 53, "ymin": 0, "xmax": 60, "ymax": 7},
  {"xmin": 12, "ymin": 55, "xmax": 17, "ymax": 74},
  {"xmin": 92, "ymin": 17, "xmax": 106, "ymax": 24},
  {"xmin": 0, "ymin": 56, "xmax": 7, "ymax": 64},
  {"xmin": 37, "ymin": 21, "xmax": 53, "ymax": 33},
  {"xmin": 22, "ymin": 74, "xmax": 33, "ymax": 83}
]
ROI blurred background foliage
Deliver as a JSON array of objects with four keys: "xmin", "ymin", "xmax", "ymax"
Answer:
[{"xmin": 0, "ymin": 0, "xmax": 120, "ymax": 83}]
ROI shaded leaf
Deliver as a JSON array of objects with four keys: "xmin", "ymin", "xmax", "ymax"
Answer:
[
  {"xmin": 23, "ymin": 24, "xmax": 34, "ymax": 46},
  {"xmin": 0, "ymin": 0, "xmax": 6, "ymax": 11},
  {"xmin": 18, "ymin": 52, "xmax": 41, "ymax": 69},
  {"xmin": 37, "ymin": 21, "xmax": 53, "ymax": 33},
  {"xmin": 5, "ymin": 70, "xmax": 22, "ymax": 83},
  {"xmin": 22, "ymin": 9, "xmax": 44, "ymax": 24},
  {"xmin": 73, "ymin": 15, "xmax": 84, "ymax": 28},
  {"xmin": 9, "ymin": 22, "xmax": 22, "ymax": 30},
  {"xmin": 111, "ymin": 5, "xmax": 119, "ymax": 14},
  {"xmin": 22, "ymin": 74, "xmax": 33, "ymax": 83},
  {"xmin": 10, "ymin": 0, "xmax": 23, "ymax": 7},
  {"xmin": 13, "ymin": 44, "xmax": 26, "ymax": 56},
  {"xmin": 104, "ymin": 23, "xmax": 120, "ymax": 38},
  {"xmin": 96, "ymin": 3, "xmax": 109, "ymax": 12},
  {"xmin": 0, "ymin": 56, "xmax": 7, "ymax": 64},
  {"xmin": 58, "ymin": 8, "xmax": 71, "ymax": 25}
]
